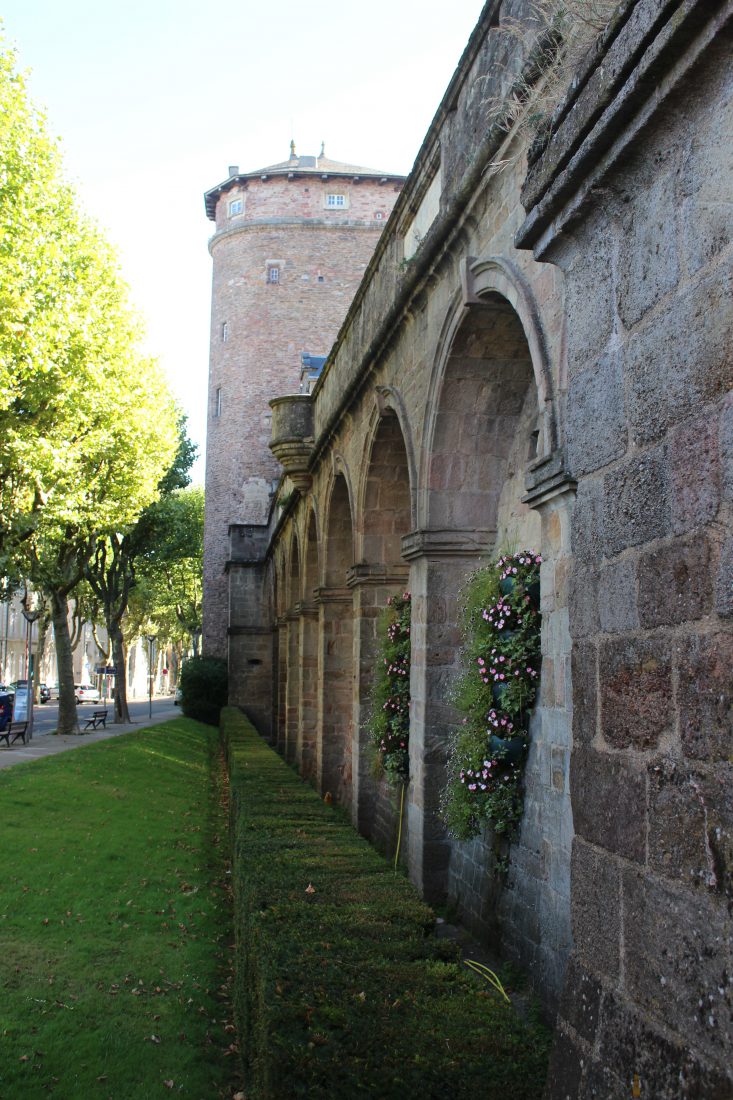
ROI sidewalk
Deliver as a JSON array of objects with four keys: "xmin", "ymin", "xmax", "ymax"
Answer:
[{"xmin": 0, "ymin": 704, "xmax": 180, "ymax": 770}]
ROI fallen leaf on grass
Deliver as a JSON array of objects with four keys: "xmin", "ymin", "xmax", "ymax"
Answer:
[
  {"xmin": 163, "ymin": 1080, "xmax": 174, "ymax": 1089},
  {"xmin": 305, "ymin": 883, "xmax": 316, "ymax": 895}
]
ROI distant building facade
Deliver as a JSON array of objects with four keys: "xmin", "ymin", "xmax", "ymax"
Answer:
[{"xmin": 202, "ymin": 148, "xmax": 404, "ymax": 658}]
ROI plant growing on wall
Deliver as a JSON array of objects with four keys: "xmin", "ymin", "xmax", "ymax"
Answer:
[
  {"xmin": 441, "ymin": 551, "xmax": 541, "ymax": 841},
  {"xmin": 368, "ymin": 591, "xmax": 411, "ymax": 786}
]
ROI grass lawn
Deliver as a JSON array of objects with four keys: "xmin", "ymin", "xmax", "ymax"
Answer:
[{"xmin": 0, "ymin": 718, "xmax": 238, "ymax": 1100}]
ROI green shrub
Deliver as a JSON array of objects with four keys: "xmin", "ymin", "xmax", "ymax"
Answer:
[
  {"xmin": 222, "ymin": 707, "xmax": 550, "ymax": 1099},
  {"xmin": 179, "ymin": 655, "xmax": 228, "ymax": 725}
]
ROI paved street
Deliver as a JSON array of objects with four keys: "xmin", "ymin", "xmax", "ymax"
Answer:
[{"xmin": 0, "ymin": 695, "xmax": 181, "ymax": 769}]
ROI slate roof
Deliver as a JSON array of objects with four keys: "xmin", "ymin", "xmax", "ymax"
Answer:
[{"xmin": 205, "ymin": 150, "xmax": 405, "ymax": 219}]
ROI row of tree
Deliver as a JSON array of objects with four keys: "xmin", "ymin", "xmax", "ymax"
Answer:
[{"xmin": 0, "ymin": 38, "xmax": 203, "ymax": 733}]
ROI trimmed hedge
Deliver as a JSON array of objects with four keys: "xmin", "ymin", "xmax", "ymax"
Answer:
[
  {"xmin": 179, "ymin": 655, "xmax": 228, "ymax": 725},
  {"xmin": 222, "ymin": 707, "xmax": 550, "ymax": 1099}
]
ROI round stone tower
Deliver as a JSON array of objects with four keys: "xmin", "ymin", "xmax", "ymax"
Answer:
[{"xmin": 203, "ymin": 145, "xmax": 405, "ymax": 657}]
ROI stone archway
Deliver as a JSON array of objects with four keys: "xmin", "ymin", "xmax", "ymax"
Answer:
[
  {"xmin": 299, "ymin": 510, "xmax": 320, "ymax": 782},
  {"xmin": 319, "ymin": 473, "xmax": 355, "ymax": 806},
  {"xmin": 274, "ymin": 552, "xmax": 287, "ymax": 756},
  {"xmin": 407, "ymin": 282, "xmax": 573, "ymax": 1005},
  {"xmin": 353, "ymin": 408, "xmax": 413, "ymax": 845},
  {"xmin": 285, "ymin": 533, "xmax": 301, "ymax": 765}
]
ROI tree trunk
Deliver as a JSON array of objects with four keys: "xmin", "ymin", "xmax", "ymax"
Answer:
[
  {"xmin": 51, "ymin": 591, "xmax": 80, "ymax": 735},
  {"xmin": 110, "ymin": 623, "xmax": 131, "ymax": 723}
]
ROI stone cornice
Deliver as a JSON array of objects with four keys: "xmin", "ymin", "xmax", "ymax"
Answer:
[
  {"xmin": 208, "ymin": 219, "xmax": 383, "ymax": 255},
  {"xmin": 517, "ymin": 0, "xmax": 733, "ymax": 255}
]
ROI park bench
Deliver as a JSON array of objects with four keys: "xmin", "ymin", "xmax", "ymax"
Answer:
[
  {"xmin": 0, "ymin": 722, "xmax": 28, "ymax": 747},
  {"xmin": 83, "ymin": 709, "xmax": 108, "ymax": 731}
]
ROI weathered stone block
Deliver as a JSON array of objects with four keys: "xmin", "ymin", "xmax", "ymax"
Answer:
[
  {"xmin": 542, "ymin": 1025, "xmax": 586, "ymax": 1100},
  {"xmin": 638, "ymin": 537, "xmax": 713, "ymax": 628},
  {"xmin": 622, "ymin": 867, "xmax": 733, "ymax": 1063},
  {"xmin": 571, "ymin": 641, "xmax": 597, "ymax": 747},
  {"xmin": 557, "ymin": 955, "xmax": 602, "ymax": 1044},
  {"xmin": 680, "ymin": 84, "xmax": 733, "ymax": 275},
  {"xmin": 670, "ymin": 415, "xmax": 721, "ymax": 536},
  {"xmin": 595, "ymin": 989, "xmax": 733, "ymax": 1100},
  {"xmin": 624, "ymin": 268, "xmax": 733, "ymax": 447},
  {"xmin": 598, "ymin": 556, "xmax": 639, "ymax": 635},
  {"xmin": 571, "ymin": 476, "xmax": 604, "ymax": 566},
  {"xmin": 567, "ymin": 563, "xmax": 599, "ymax": 639},
  {"xmin": 603, "ymin": 446, "xmax": 671, "ymax": 555},
  {"xmin": 616, "ymin": 170, "xmax": 680, "ymax": 329},
  {"xmin": 566, "ymin": 353, "xmax": 627, "ymax": 477},
  {"xmin": 714, "ymin": 535, "xmax": 733, "ymax": 618},
  {"xmin": 571, "ymin": 747, "xmax": 646, "ymax": 862},
  {"xmin": 678, "ymin": 631, "xmax": 733, "ymax": 762},
  {"xmin": 570, "ymin": 838, "xmax": 621, "ymax": 977},
  {"xmin": 648, "ymin": 759, "xmax": 733, "ymax": 897},
  {"xmin": 720, "ymin": 393, "xmax": 733, "ymax": 503},
  {"xmin": 599, "ymin": 636, "xmax": 673, "ymax": 751}
]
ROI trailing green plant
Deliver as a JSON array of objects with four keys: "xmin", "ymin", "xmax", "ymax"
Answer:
[
  {"xmin": 367, "ymin": 591, "xmax": 411, "ymax": 785},
  {"xmin": 441, "ymin": 550, "xmax": 542, "ymax": 841}
]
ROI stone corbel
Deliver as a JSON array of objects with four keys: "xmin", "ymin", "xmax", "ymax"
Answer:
[
  {"xmin": 294, "ymin": 600, "xmax": 319, "ymax": 619},
  {"xmin": 346, "ymin": 562, "xmax": 410, "ymax": 588},
  {"xmin": 459, "ymin": 256, "xmax": 481, "ymax": 305},
  {"xmin": 523, "ymin": 449, "xmax": 576, "ymax": 509},
  {"xmin": 312, "ymin": 585, "xmax": 353, "ymax": 606},
  {"xmin": 401, "ymin": 527, "xmax": 495, "ymax": 560}
]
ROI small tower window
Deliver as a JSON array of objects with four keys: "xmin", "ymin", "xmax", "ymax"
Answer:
[
  {"xmin": 221, "ymin": 321, "xmax": 228, "ymax": 342},
  {"xmin": 214, "ymin": 386, "xmax": 222, "ymax": 417},
  {"xmin": 267, "ymin": 265, "xmax": 280, "ymax": 284},
  {"xmin": 228, "ymin": 198, "xmax": 243, "ymax": 217}
]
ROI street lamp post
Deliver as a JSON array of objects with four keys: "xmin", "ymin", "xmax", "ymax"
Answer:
[
  {"xmin": 20, "ymin": 587, "xmax": 41, "ymax": 742},
  {"xmin": 145, "ymin": 634, "xmax": 156, "ymax": 721}
]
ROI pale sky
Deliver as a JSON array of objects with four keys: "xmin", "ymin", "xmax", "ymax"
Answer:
[{"xmin": 1, "ymin": 1, "xmax": 485, "ymax": 483}]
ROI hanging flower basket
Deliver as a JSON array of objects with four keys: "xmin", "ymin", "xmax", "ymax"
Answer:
[
  {"xmin": 440, "ymin": 550, "xmax": 542, "ymax": 841},
  {"xmin": 367, "ymin": 591, "xmax": 411, "ymax": 786}
]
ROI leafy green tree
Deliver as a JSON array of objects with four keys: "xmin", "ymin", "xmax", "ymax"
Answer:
[
  {"xmin": 85, "ymin": 420, "xmax": 197, "ymax": 724},
  {"xmin": 133, "ymin": 486, "xmax": 204, "ymax": 658},
  {"xmin": 0, "ymin": 40, "xmax": 179, "ymax": 732}
]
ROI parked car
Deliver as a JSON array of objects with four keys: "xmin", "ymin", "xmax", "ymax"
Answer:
[
  {"xmin": 0, "ymin": 690, "xmax": 12, "ymax": 729},
  {"xmin": 39, "ymin": 684, "xmax": 51, "ymax": 704},
  {"xmin": 74, "ymin": 684, "xmax": 101, "ymax": 705}
]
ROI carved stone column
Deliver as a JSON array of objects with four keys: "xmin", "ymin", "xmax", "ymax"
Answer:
[
  {"xmin": 401, "ymin": 528, "xmax": 492, "ymax": 902},
  {"xmin": 296, "ymin": 601, "xmax": 319, "ymax": 782},
  {"xmin": 313, "ymin": 586, "xmax": 354, "ymax": 807}
]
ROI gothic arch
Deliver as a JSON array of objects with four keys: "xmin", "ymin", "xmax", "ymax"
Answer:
[
  {"xmin": 356, "ymin": 393, "xmax": 415, "ymax": 567},
  {"xmin": 419, "ymin": 255, "xmax": 558, "ymax": 532}
]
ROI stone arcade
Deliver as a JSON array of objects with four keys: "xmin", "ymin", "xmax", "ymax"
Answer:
[{"xmin": 204, "ymin": 2, "xmax": 733, "ymax": 1095}]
